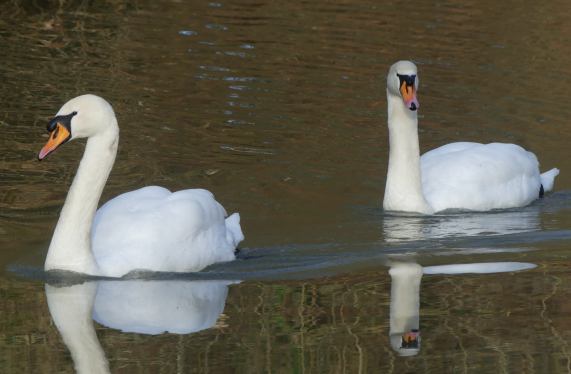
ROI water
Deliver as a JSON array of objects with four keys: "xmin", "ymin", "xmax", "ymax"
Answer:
[{"xmin": 2, "ymin": 0, "xmax": 571, "ymax": 372}]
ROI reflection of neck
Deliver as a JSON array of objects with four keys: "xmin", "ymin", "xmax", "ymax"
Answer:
[
  {"xmin": 46, "ymin": 283, "xmax": 110, "ymax": 374},
  {"xmin": 44, "ymin": 125, "xmax": 118, "ymax": 276},
  {"xmin": 384, "ymin": 92, "xmax": 432, "ymax": 214},
  {"xmin": 389, "ymin": 263, "xmax": 422, "ymax": 354}
]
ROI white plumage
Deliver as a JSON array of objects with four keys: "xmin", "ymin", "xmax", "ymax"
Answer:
[
  {"xmin": 92, "ymin": 187, "xmax": 242, "ymax": 276},
  {"xmin": 39, "ymin": 94, "xmax": 243, "ymax": 277},
  {"xmin": 422, "ymin": 142, "xmax": 548, "ymax": 212},
  {"xmin": 383, "ymin": 61, "xmax": 559, "ymax": 214}
]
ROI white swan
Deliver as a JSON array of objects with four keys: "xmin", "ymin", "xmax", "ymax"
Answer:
[
  {"xmin": 383, "ymin": 60, "xmax": 559, "ymax": 214},
  {"xmin": 39, "ymin": 94, "xmax": 244, "ymax": 277}
]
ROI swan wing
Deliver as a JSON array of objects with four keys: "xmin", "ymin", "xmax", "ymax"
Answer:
[
  {"xmin": 421, "ymin": 142, "xmax": 480, "ymax": 161},
  {"xmin": 421, "ymin": 143, "xmax": 541, "ymax": 212},
  {"xmin": 91, "ymin": 186, "xmax": 241, "ymax": 277}
]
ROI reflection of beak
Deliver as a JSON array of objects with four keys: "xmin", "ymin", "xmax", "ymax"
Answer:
[
  {"xmin": 400, "ymin": 81, "xmax": 419, "ymax": 111},
  {"xmin": 38, "ymin": 123, "xmax": 71, "ymax": 160},
  {"xmin": 401, "ymin": 330, "xmax": 420, "ymax": 349}
]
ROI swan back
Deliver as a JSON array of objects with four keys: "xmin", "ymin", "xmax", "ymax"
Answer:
[
  {"xmin": 91, "ymin": 186, "xmax": 238, "ymax": 276},
  {"xmin": 421, "ymin": 143, "xmax": 542, "ymax": 211}
]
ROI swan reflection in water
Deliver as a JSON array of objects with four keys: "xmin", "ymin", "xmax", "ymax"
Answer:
[
  {"xmin": 382, "ymin": 207, "xmax": 542, "ymax": 243},
  {"xmin": 46, "ymin": 279, "xmax": 232, "ymax": 373},
  {"xmin": 383, "ymin": 191, "xmax": 542, "ymax": 355},
  {"xmin": 388, "ymin": 261, "xmax": 536, "ymax": 356}
]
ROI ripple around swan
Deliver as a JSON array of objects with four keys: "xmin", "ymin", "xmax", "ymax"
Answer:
[
  {"xmin": 9, "ymin": 225, "xmax": 571, "ymax": 284},
  {"xmin": 7, "ymin": 190, "xmax": 571, "ymax": 282}
]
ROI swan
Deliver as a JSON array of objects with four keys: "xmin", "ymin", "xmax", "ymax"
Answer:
[
  {"xmin": 38, "ymin": 94, "xmax": 244, "ymax": 277},
  {"xmin": 383, "ymin": 60, "xmax": 560, "ymax": 214}
]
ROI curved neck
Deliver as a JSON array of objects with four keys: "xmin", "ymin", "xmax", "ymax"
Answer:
[
  {"xmin": 45, "ymin": 126, "xmax": 118, "ymax": 275},
  {"xmin": 46, "ymin": 283, "xmax": 110, "ymax": 374},
  {"xmin": 383, "ymin": 91, "xmax": 432, "ymax": 214}
]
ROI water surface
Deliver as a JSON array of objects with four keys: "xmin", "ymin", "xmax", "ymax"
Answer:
[{"xmin": 1, "ymin": 0, "xmax": 571, "ymax": 372}]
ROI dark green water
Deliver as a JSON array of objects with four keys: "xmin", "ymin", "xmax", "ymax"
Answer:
[{"xmin": 2, "ymin": 0, "xmax": 571, "ymax": 372}]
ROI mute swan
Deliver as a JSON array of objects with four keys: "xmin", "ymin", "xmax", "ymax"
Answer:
[
  {"xmin": 39, "ymin": 94, "xmax": 244, "ymax": 277},
  {"xmin": 383, "ymin": 60, "xmax": 559, "ymax": 214}
]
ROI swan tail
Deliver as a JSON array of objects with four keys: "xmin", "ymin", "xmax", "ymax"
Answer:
[
  {"xmin": 540, "ymin": 168, "xmax": 560, "ymax": 192},
  {"xmin": 225, "ymin": 213, "xmax": 244, "ymax": 248}
]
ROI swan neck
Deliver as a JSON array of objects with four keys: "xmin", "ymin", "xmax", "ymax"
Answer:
[
  {"xmin": 45, "ymin": 126, "xmax": 118, "ymax": 275},
  {"xmin": 383, "ymin": 91, "xmax": 432, "ymax": 214}
]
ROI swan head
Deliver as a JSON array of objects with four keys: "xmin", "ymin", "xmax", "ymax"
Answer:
[
  {"xmin": 39, "ymin": 94, "xmax": 117, "ymax": 160},
  {"xmin": 387, "ymin": 60, "xmax": 419, "ymax": 111}
]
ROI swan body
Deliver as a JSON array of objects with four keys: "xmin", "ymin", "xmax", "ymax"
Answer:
[
  {"xmin": 92, "ymin": 187, "xmax": 241, "ymax": 276},
  {"xmin": 39, "ymin": 94, "xmax": 243, "ymax": 277},
  {"xmin": 383, "ymin": 61, "xmax": 559, "ymax": 214},
  {"xmin": 422, "ymin": 142, "xmax": 547, "ymax": 212}
]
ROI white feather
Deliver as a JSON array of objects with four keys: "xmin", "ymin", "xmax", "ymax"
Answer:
[
  {"xmin": 41, "ymin": 95, "xmax": 243, "ymax": 277},
  {"xmin": 540, "ymin": 168, "xmax": 560, "ymax": 192},
  {"xmin": 383, "ymin": 61, "xmax": 559, "ymax": 214},
  {"xmin": 421, "ymin": 142, "xmax": 542, "ymax": 212},
  {"xmin": 92, "ymin": 187, "xmax": 241, "ymax": 276}
]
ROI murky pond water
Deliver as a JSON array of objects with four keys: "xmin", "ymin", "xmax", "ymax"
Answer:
[{"xmin": 2, "ymin": 0, "xmax": 571, "ymax": 372}]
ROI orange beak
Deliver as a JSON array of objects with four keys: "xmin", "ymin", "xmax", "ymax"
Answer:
[
  {"xmin": 400, "ymin": 81, "xmax": 419, "ymax": 111},
  {"xmin": 38, "ymin": 123, "xmax": 71, "ymax": 160}
]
